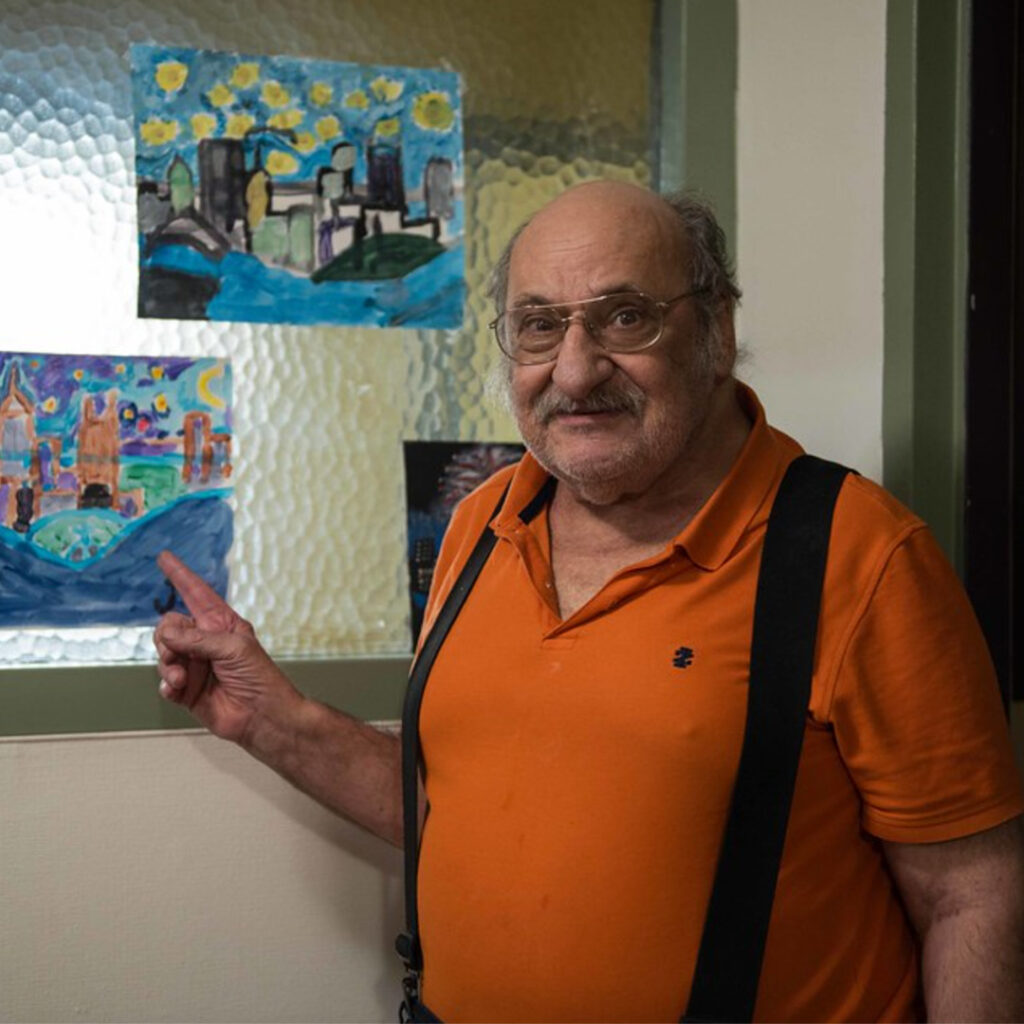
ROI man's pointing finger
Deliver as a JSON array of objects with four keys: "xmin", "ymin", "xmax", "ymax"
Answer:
[{"xmin": 157, "ymin": 550, "xmax": 230, "ymax": 621}]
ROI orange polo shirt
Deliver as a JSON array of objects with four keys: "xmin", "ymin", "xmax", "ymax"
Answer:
[{"xmin": 415, "ymin": 386, "xmax": 1023, "ymax": 1023}]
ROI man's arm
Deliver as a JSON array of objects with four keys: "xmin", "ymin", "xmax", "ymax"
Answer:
[
  {"xmin": 154, "ymin": 551, "xmax": 403, "ymax": 847},
  {"xmin": 884, "ymin": 815, "xmax": 1024, "ymax": 1022}
]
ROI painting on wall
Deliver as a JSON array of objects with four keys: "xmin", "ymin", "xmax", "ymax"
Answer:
[
  {"xmin": 132, "ymin": 44, "xmax": 464, "ymax": 329},
  {"xmin": 403, "ymin": 441, "xmax": 524, "ymax": 646},
  {"xmin": 0, "ymin": 352, "xmax": 233, "ymax": 627}
]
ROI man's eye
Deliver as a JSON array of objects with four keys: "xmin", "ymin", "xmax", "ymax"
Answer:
[
  {"xmin": 519, "ymin": 314, "xmax": 559, "ymax": 334},
  {"xmin": 607, "ymin": 305, "xmax": 645, "ymax": 328}
]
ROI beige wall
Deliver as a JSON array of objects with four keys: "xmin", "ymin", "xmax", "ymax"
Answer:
[
  {"xmin": 736, "ymin": 0, "xmax": 887, "ymax": 480},
  {"xmin": 0, "ymin": 4, "xmax": 932, "ymax": 1023},
  {"xmin": 0, "ymin": 732, "xmax": 404, "ymax": 1022}
]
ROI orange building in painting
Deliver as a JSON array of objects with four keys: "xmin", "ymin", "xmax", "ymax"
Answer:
[
  {"xmin": 183, "ymin": 410, "xmax": 232, "ymax": 483},
  {"xmin": 0, "ymin": 364, "xmax": 37, "ymax": 526},
  {"xmin": 77, "ymin": 391, "xmax": 120, "ymax": 508}
]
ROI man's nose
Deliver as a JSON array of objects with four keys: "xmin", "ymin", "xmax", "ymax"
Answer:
[{"xmin": 550, "ymin": 318, "xmax": 615, "ymax": 398}]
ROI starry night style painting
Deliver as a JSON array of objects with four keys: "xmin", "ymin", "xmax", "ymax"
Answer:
[
  {"xmin": 0, "ymin": 352, "xmax": 233, "ymax": 628},
  {"xmin": 132, "ymin": 44, "xmax": 465, "ymax": 328}
]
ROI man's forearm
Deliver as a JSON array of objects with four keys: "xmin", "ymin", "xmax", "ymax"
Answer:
[
  {"xmin": 886, "ymin": 817, "xmax": 1024, "ymax": 1022},
  {"xmin": 919, "ymin": 904, "xmax": 1024, "ymax": 1022},
  {"xmin": 241, "ymin": 692, "xmax": 403, "ymax": 847}
]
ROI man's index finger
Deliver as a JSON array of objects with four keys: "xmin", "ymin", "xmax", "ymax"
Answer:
[{"xmin": 156, "ymin": 550, "xmax": 230, "ymax": 622}]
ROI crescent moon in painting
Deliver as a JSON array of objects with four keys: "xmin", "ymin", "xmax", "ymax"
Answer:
[{"xmin": 197, "ymin": 364, "xmax": 226, "ymax": 410}]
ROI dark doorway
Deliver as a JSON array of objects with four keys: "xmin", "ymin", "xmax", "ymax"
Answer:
[{"xmin": 964, "ymin": 0, "xmax": 1022, "ymax": 707}]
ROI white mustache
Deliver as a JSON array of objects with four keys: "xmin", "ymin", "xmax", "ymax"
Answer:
[{"xmin": 532, "ymin": 382, "xmax": 645, "ymax": 424}]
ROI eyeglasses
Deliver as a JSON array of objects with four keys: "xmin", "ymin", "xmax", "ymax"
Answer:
[{"xmin": 488, "ymin": 289, "xmax": 707, "ymax": 365}]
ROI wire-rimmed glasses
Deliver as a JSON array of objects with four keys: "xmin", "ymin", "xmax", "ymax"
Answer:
[{"xmin": 489, "ymin": 289, "xmax": 706, "ymax": 365}]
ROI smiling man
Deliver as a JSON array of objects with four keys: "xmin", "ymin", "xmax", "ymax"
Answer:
[
  {"xmin": 155, "ymin": 182, "xmax": 1024, "ymax": 1023},
  {"xmin": 489, "ymin": 183, "xmax": 751, "ymax": 617}
]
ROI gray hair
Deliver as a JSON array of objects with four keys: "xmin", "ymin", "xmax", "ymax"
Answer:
[
  {"xmin": 660, "ymin": 189, "xmax": 742, "ymax": 343},
  {"xmin": 485, "ymin": 188, "xmax": 741, "ymax": 367}
]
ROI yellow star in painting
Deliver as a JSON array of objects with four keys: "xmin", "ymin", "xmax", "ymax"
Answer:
[
  {"xmin": 225, "ymin": 113, "xmax": 255, "ymax": 139},
  {"xmin": 155, "ymin": 61, "xmax": 188, "ymax": 93},
  {"xmin": 191, "ymin": 113, "xmax": 217, "ymax": 140},
  {"xmin": 370, "ymin": 75, "xmax": 403, "ymax": 102},
  {"xmin": 309, "ymin": 82, "xmax": 332, "ymax": 106},
  {"xmin": 412, "ymin": 92, "xmax": 455, "ymax": 132},
  {"xmin": 207, "ymin": 83, "xmax": 235, "ymax": 107},
  {"xmin": 265, "ymin": 151, "xmax": 298, "ymax": 176},
  {"xmin": 315, "ymin": 115, "xmax": 340, "ymax": 141},
  {"xmin": 268, "ymin": 109, "xmax": 304, "ymax": 130},
  {"xmin": 140, "ymin": 118, "xmax": 180, "ymax": 146},
  {"xmin": 230, "ymin": 63, "xmax": 260, "ymax": 89},
  {"xmin": 261, "ymin": 81, "xmax": 290, "ymax": 108}
]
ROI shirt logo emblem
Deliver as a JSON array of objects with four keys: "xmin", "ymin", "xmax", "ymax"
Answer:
[{"xmin": 673, "ymin": 646, "xmax": 695, "ymax": 669}]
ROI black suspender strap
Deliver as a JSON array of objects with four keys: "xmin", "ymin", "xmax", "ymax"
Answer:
[
  {"xmin": 397, "ymin": 479, "xmax": 554, "ymax": 1019},
  {"xmin": 396, "ymin": 487, "xmax": 507, "ymax": 985},
  {"xmin": 682, "ymin": 454, "xmax": 850, "ymax": 1023}
]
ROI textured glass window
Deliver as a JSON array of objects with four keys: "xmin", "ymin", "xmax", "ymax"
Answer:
[{"xmin": 0, "ymin": 0, "xmax": 654, "ymax": 664}]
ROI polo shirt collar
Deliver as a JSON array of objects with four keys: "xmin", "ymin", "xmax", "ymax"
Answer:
[
  {"xmin": 490, "ymin": 454, "xmax": 552, "ymax": 535},
  {"xmin": 489, "ymin": 383, "xmax": 790, "ymax": 571},
  {"xmin": 676, "ymin": 384, "xmax": 789, "ymax": 571}
]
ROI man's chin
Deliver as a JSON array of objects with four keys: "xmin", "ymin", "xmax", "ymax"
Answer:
[{"xmin": 526, "ymin": 442, "xmax": 642, "ymax": 500}]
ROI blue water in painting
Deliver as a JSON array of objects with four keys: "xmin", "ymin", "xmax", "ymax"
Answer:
[
  {"xmin": 142, "ymin": 238, "xmax": 466, "ymax": 329},
  {"xmin": 0, "ymin": 492, "xmax": 231, "ymax": 628}
]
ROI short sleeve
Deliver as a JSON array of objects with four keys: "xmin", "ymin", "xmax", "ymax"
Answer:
[{"xmin": 830, "ymin": 526, "xmax": 1023, "ymax": 842}]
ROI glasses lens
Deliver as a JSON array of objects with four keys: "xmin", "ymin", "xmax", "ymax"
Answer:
[
  {"xmin": 505, "ymin": 307, "xmax": 564, "ymax": 360},
  {"xmin": 589, "ymin": 293, "xmax": 661, "ymax": 351}
]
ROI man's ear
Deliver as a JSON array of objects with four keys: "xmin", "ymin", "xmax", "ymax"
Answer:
[{"xmin": 713, "ymin": 305, "xmax": 737, "ymax": 378}]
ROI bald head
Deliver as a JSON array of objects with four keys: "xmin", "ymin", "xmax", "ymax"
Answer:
[{"xmin": 519, "ymin": 180, "xmax": 683, "ymax": 249}]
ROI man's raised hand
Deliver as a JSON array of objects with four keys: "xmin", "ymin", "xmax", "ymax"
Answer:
[{"xmin": 153, "ymin": 551, "xmax": 300, "ymax": 744}]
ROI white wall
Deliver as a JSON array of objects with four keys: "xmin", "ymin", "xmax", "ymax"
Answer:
[
  {"xmin": 736, "ymin": 0, "xmax": 888, "ymax": 481},
  {"xmin": 0, "ymin": 4, "xmax": 893, "ymax": 1021}
]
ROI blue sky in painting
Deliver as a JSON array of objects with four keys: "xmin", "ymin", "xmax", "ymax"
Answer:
[
  {"xmin": 0, "ymin": 352, "xmax": 232, "ymax": 447},
  {"xmin": 131, "ymin": 44, "xmax": 463, "ymax": 191}
]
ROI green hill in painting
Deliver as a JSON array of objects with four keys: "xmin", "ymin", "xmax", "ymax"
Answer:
[{"xmin": 311, "ymin": 233, "xmax": 445, "ymax": 283}]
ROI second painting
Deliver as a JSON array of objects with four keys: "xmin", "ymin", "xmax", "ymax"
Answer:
[{"xmin": 0, "ymin": 352, "xmax": 233, "ymax": 628}]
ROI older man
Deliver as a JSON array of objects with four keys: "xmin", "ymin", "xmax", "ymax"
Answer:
[{"xmin": 155, "ymin": 182, "xmax": 1024, "ymax": 1023}]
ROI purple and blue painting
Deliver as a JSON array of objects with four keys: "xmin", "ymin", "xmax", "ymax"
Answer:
[
  {"xmin": 0, "ymin": 352, "xmax": 233, "ymax": 628},
  {"xmin": 403, "ymin": 441, "xmax": 523, "ymax": 647},
  {"xmin": 132, "ymin": 44, "xmax": 465, "ymax": 328}
]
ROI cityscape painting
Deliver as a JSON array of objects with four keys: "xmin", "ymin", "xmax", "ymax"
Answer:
[
  {"xmin": 0, "ymin": 352, "xmax": 233, "ymax": 628},
  {"xmin": 132, "ymin": 44, "xmax": 464, "ymax": 328},
  {"xmin": 403, "ymin": 441, "xmax": 523, "ymax": 647}
]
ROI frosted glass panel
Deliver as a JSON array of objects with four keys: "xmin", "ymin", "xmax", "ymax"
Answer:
[{"xmin": 0, "ymin": 0, "xmax": 653, "ymax": 663}]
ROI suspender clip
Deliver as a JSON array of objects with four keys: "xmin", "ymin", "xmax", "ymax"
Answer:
[{"xmin": 395, "ymin": 930, "xmax": 423, "ymax": 971}]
